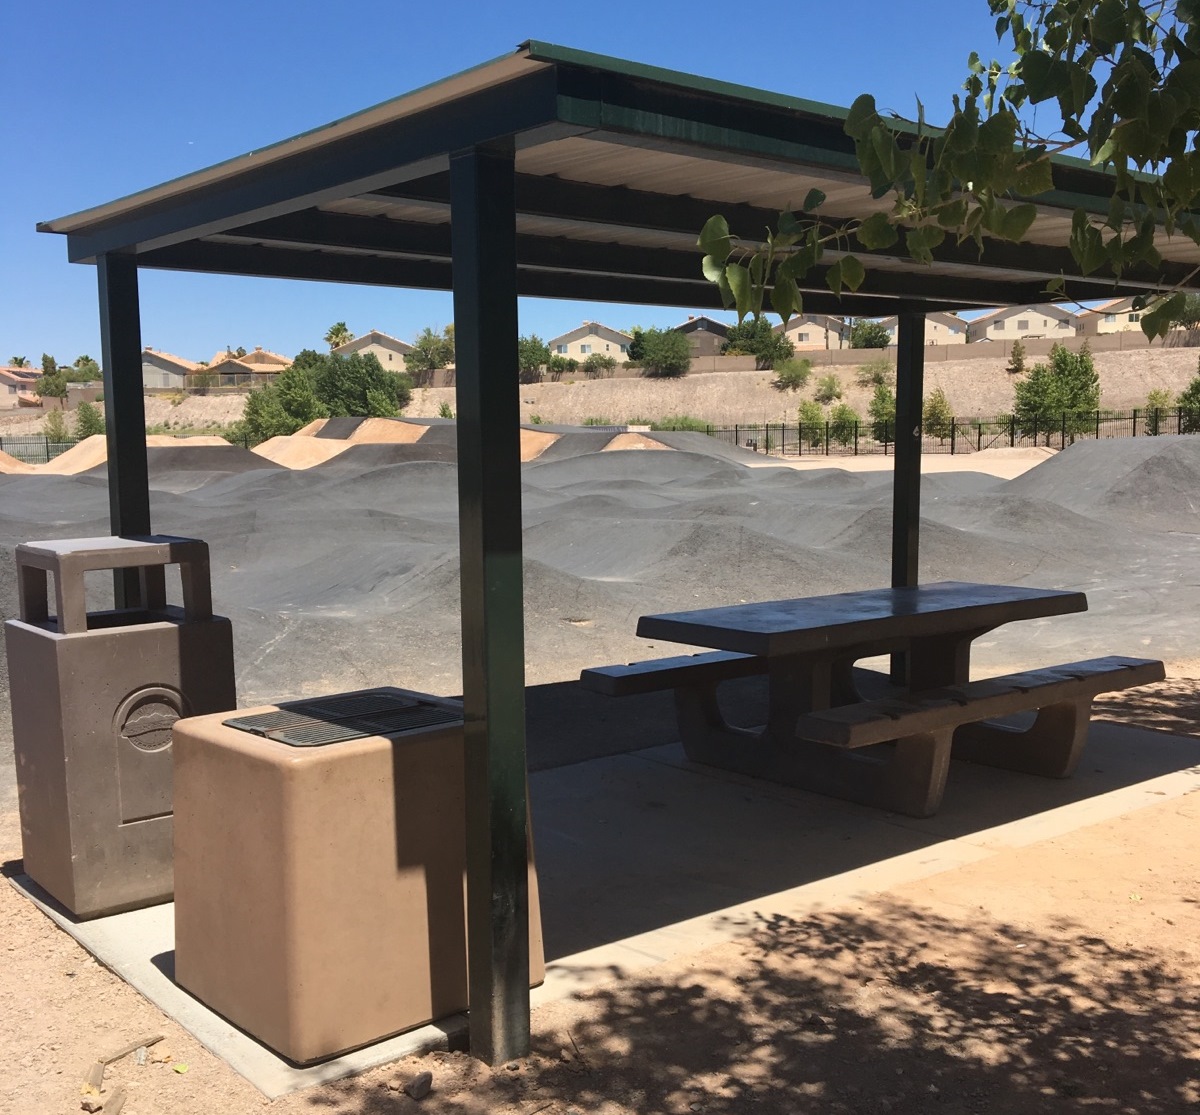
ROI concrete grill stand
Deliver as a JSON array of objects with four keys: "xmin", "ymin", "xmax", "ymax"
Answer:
[
  {"xmin": 172, "ymin": 687, "xmax": 544, "ymax": 1065},
  {"xmin": 5, "ymin": 535, "xmax": 236, "ymax": 919}
]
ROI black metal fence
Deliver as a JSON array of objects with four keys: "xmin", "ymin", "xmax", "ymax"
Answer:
[
  {"xmin": 0, "ymin": 436, "xmax": 79, "ymax": 464},
  {"xmin": 706, "ymin": 408, "xmax": 1200, "ymax": 457}
]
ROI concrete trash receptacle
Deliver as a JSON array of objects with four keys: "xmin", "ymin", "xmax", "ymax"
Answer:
[
  {"xmin": 172, "ymin": 687, "xmax": 545, "ymax": 1065},
  {"xmin": 5, "ymin": 535, "xmax": 236, "ymax": 918}
]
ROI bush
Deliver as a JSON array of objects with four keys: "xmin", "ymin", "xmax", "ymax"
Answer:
[
  {"xmin": 650, "ymin": 415, "xmax": 710, "ymax": 432},
  {"xmin": 849, "ymin": 320, "xmax": 891, "ymax": 349},
  {"xmin": 437, "ymin": 401, "xmax": 454, "ymax": 419},
  {"xmin": 867, "ymin": 383, "xmax": 895, "ymax": 442},
  {"xmin": 625, "ymin": 415, "xmax": 654, "ymax": 427},
  {"xmin": 828, "ymin": 403, "xmax": 860, "ymax": 447},
  {"xmin": 547, "ymin": 355, "xmax": 577, "ymax": 380},
  {"xmin": 813, "ymin": 373, "xmax": 843, "ymax": 404},
  {"xmin": 581, "ymin": 416, "xmax": 612, "ymax": 426},
  {"xmin": 772, "ymin": 357, "xmax": 813, "ymax": 392},
  {"xmin": 855, "ymin": 357, "xmax": 893, "ymax": 388},
  {"xmin": 722, "ymin": 318, "xmax": 795, "ymax": 369},
  {"xmin": 797, "ymin": 400, "xmax": 825, "ymax": 448},
  {"xmin": 639, "ymin": 328, "xmax": 692, "ymax": 377},
  {"xmin": 1143, "ymin": 388, "xmax": 1172, "ymax": 435},
  {"xmin": 1178, "ymin": 373, "xmax": 1200, "ymax": 434},
  {"xmin": 529, "ymin": 414, "xmax": 544, "ymax": 425},
  {"xmin": 43, "ymin": 409, "xmax": 69, "ymax": 442},
  {"xmin": 582, "ymin": 352, "xmax": 617, "ymax": 378},
  {"xmin": 73, "ymin": 401, "xmax": 105, "ymax": 438},
  {"xmin": 922, "ymin": 387, "xmax": 954, "ymax": 441}
]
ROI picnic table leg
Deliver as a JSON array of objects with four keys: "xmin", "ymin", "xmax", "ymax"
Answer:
[
  {"xmin": 905, "ymin": 627, "xmax": 992, "ymax": 689},
  {"xmin": 953, "ymin": 698, "xmax": 1091, "ymax": 778}
]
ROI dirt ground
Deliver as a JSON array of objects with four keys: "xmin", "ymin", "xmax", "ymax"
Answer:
[{"xmin": 2, "ymin": 671, "xmax": 1197, "ymax": 1115}]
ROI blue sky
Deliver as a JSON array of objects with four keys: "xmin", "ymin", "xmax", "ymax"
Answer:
[{"xmin": 2, "ymin": 1, "xmax": 1010, "ymax": 367}]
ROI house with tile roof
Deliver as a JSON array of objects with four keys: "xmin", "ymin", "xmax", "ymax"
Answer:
[
  {"xmin": 1073, "ymin": 297, "xmax": 1147, "ymax": 336},
  {"xmin": 546, "ymin": 322, "xmax": 632, "ymax": 362},
  {"xmin": 875, "ymin": 312, "xmax": 967, "ymax": 345},
  {"xmin": 670, "ymin": 315, "xmax": 730, "ymax": 357},
  {"xmin": 332, "ymin": 330, "xmax": 414, "ymax": 369},
  {"xmin": 772, "ymin": 314, "xmax": 848, "ymax": 350},
  {"xmin": 142, "ymin": 347, "xmax": 201, "ymax": 389},
  {"xmin": 0, "ymin": 366, "xmax": 42, "ymax": 404},
  {"xmin": 966, "ymin": 304, "xmax": 1076, "ymax": 343}
]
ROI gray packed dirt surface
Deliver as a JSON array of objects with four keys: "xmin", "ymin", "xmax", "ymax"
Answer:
[{"xmin": 2, "ymin": 430, "xmax": 1200, "ymax": 798}]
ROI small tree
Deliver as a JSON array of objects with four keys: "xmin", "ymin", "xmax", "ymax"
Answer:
[
  {"xmin": 437, "ymin": 401, "xmax": 454, "ymax": 419},
  {"xmin": 41, "ymin": 354, "xmax": 58, "ymax": 376},
  {"xmin": 313, "ymin": 353, "xmax": 411, "ymax": 417},
  {"xmin": 813, "ymin": 373, "xmax": 843, "ymax": 404},
  {"xmin": 922, "ymin": 386, "xmax": 954, "ymax": 442},
  {"xmin": 406, "ymin": 325, "xmax": 455, "ymax": 386},
  {"xmin": 855, "ymin": 357, "xmax": 893, "ymax": 388},
  {"xmin": 848, "ymin": 320, "xmax": 890, "ymax": 349},
  {"xmin": 1145, "ymin": 387, "xmax": 1173, "ymax": 436},
  {"xmin": 828, "ymin": 403, "xmax": 860, "ymax": 447},
  {"xmin": 324, "ymin": 322, "xmax": 353, "ymax": 351},
  {"xmin": 43, "ymin": 409, "xmax": 69, "ymax": 442},
  {"xmin": 625, "ymin": 326, "xmax": 646, "ymax": 363},
  {"xmin": 1179, "ymin": 373, "xmax": 1200, "ymax": 435},
  {"xmin": 1006, "ymin": 339, "xmax": 1027, "ymax": 376},
  {"xmin": 868, "ymin": 383, "xmax": 896, "ymax": 442},
  {"xmin": 772, "ymin": 357, "xmax": 813, "ymax": 392},
  {"xmin": 639, "ymin": 328, "xmax": 692, "ymax": 377},
  {"xmin": 36, "ymin": 370, "xmax": 68, "ymax": 398},
  {"xmin": 517, "ymin": 334, "xmax": 551, "ymax": 383},
  {"xmin": 721, "ymin": 317, "xmax": 795, "ymax": 369},
  {"xmin": 547, "ymin": 354, "xmax": 577, "ymax": 380},
  {"xmin": 582, "ymin": 352, "xmax": 617, "ymax": 378},
  {"xmin": 69, "ymin": 355, "xmax": 101, "ymax": 382},
  {"xmin": 1012, "ymin": 343, "xmax": 1100, "ymax": 443},
  {"xmin": 73, "ymin": 401, "xmax": 105, "ymax": 438},
  {"xmin": 797, "ymin": 399, "xmax": 825, "ymax": 449}
]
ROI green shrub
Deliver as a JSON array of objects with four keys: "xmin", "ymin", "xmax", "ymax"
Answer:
[
  {"xmin": 829, "ymin": 403, "xmax": 860, "ymax": 447},
  {"xmin": 547, "ymin": 355, "xmax": 577, "ymax": 380},
  {"xmin": 625, "ymin": 415, "xmax": 654, "ymax": 427},
  {"xmin": 639, "ymin": 328, "xmax": 692, "ymax": 377},
  {"xmin": 43, "ymin": 409, "xmax": 69, "ymax": 442},
  {"xmin": 1144, "ymin": 387, "xmax": 1173, "ymax": 435},
  {"xmin": 849, "ymin": 320, "xmax": 891, "ymax": 349},
  {"xmin": 797, "ymin": 400, "xmax": 825, "ymax": 448},
  {"xmin": 855, "ymin": 357, "xmax": 893, "ymax": 388},
  {"xmin": 772, "ymin": 357, "xmax": 814, "ymax": 392},
  {"xmin": 722, "ymin": 318, "xmax": 795, "ymax": 369},
  {"xmin": 529, "ymin": 414, "xmax": 544, "ymax": 425},
  {"xmin": 582, "ymin": 416, "xmax": 611, "ymax": 426},
  {"xmin": 922, "ymin": 387, "xmax": 954, "ymax": 441},
  {"xmin": 814, "ymin": 373, "xmax": 843, "ymax": 404},
  {"xmin": 73, "ymin": 401, "xmax": 106, "ymax": 439},
  {"xmin": 582, "ymin": 352, "xmax": 617, "ymax": 378},
  {"xmin": 650, "ymin": 415, "xmax": 710, "ymax": 432},
  {"xmin": 867, "ymin": 383, "xmax": 896, "ymax": 442},
  {"xmin": 1178, "ymin": 372, "xmax": 1200, "ymax": 434},
  {"xmin": 437, "ymin": 401, "xmax": 454, "ymax": 419}
]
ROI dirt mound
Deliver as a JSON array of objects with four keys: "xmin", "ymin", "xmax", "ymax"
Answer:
[
  {"xmin": 252, "ymin": 436, "xmax": 351, "ymax": 469},
  {"xmin": 0, "ymin": 451, "xmax": 35, "ymax": 474},
  {"xmin": 347, "ymin": 418, "xmax": 429, "ymax": 444},
  {"xmin": 603, "ymin": 432, "xmax": 670, "ymax": 451},
  {"xmin": 37, "ymin": 434, "xmax": 109, "ymax": 474},
  {"xmin": 521, "ymin": 428, "xmax": 560, "ymax": 461}
]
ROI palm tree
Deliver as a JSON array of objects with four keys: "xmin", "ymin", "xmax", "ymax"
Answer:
[
  {"xmin": 324, "ymin": 322, "xmax": 353, "ymax": 351},
  {"xmin": 9, "ymin": 355, "xmax": 28, "ymax": 367}
]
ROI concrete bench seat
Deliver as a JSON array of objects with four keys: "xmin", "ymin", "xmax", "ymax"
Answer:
[
  {"xmin": 579, "ymin": 650, "xmax": 768, "ymax": 697},
  {"xmin": 793, "ymin": 656, "xmax": 1165, "ymax": 749}
]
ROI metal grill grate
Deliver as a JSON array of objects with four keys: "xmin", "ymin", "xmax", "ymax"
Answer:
[{"xmin": 224, "ymin": 689, "xmax": 462, "ymax": 747}]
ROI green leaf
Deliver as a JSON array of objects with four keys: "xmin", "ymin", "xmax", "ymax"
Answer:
[
  {"xmin": 1001, "ymin": 203, "xmax": 1038, "ymax": 241},
  {"xmin": 1013, "ymin": 156, "xmax": 1054, "ymax": 196},
  {"xmin": 825, "ymin": 259, "xmax": 845, "ymax": 297},
  {"xmin": 1090, "ymin": 0, "xmax": 1127, "ymax": 53},
  {"xmin": 801, "ymin": 188, "xmax": 826, "ymax": 211},
  {"xmin": 701, "ymin": 255, "xmax": 727, "ymax": 284},
  {"xmin": 905, "ymin": 224, "xmax": 946, "ymax": 264},
  {"xmin": 1069, "ymin": 209, "xmax": 1108, "ymax": 275},
  {"xmin": 698, "ymin": 215, "xmax": 731, "ymax": 260},
  {"xmin": 1140, "ymin": 292, "xmax": 1187, "ymax": 340},
  {"xmin": 725, "ymin": 262, "xmax": 753, "ymax": 321},
  {"xmin": 839, "ymin": 255, "xmax": 866, "ymax": 291},
  {"xmin": 771, "ymin": 274, "xmax": 799, "ymax": 323},
  {"xmin": 937, "ymin": 198, "xmax": 970, "ymax": 229},
  {"xmin": 856, "ymin": 211, "xmax": 899, "ymax": 250},
  {"xmin": 844, "ymin": 94, "xmax": 878, "ymax": 140}
]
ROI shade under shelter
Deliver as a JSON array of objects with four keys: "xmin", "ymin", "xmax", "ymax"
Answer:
[{"xmin": 38, "ymin": 40, "xmax": 1200, "ymax": 1064}]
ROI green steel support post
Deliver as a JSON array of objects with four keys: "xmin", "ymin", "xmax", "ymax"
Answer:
[
  {"xmin": 450, "ymin": 140, "xmax": 530, "ymax": 1066},
  {"xmin": 97, "ymin": 253, "xmax": 151, "ymax": 607},
  {"xmin": 891, "ymin": 311, "xmax": 925, "ymax": 684}
]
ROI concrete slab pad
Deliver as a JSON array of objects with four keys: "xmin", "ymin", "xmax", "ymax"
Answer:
[{"xmin": 10, "ymin": 719, "xmax": 1199, "ymax": 1098}]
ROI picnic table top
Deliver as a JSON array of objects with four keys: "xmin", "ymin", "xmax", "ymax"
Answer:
[{"xmin": 635, "ymin": 581, "xmax": 1088, "ymax": 658}]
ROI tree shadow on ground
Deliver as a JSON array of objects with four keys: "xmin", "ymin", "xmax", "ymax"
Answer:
[
  {"xmin": 298, "ymin": 896, "xmax": 1199, "ymax": 1114},
  {"xmin": 1094, "ymin": 675, "xmax": 1200, "ymax": 738}
]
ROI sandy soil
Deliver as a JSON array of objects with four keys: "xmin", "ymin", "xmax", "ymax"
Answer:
[{"xmin": 2, "ymin": 686, "xmax": 1196, "ymax": 1114}]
